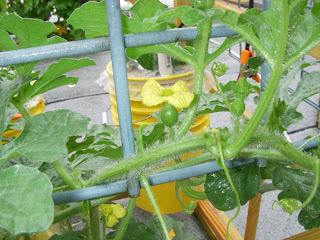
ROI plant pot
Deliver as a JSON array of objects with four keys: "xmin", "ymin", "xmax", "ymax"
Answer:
[
  {"xmin": 2, "ymin": 96, "xmax": 46, "ymax": 142},
  {"xmin": 106, "ymin": 62, "xmax": 211, "ymax": 214}
]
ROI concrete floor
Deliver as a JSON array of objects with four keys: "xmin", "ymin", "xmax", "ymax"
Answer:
[{"xmin": 43, "ymin": 41, "xmax": 319, "ymax": 239}]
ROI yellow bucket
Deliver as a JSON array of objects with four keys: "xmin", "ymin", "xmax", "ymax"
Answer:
[
  {"xmin": 106, "ymin": 62, "xmax": 210, "ymax": 214},
  {"xmin": 2, "ymin": 97, "xmax": 46, "ymax": 141}
]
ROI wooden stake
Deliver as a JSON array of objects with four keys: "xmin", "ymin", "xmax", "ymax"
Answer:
[
  {"xmin": 195, "ymin": 200, "xmax": 243, "ymax": 240},
  {"xmin": 244, "ymin": 193, "xmax": 262, "ymax": 240},
  {"xmin": 285, "ymin": 228, "xmax": 320, "ymax": 240}
]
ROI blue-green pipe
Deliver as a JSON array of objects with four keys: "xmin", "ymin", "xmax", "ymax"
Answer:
[
  {"xmin": 0, "ymin": 26, "xmax": 236, "ymax": 67},
  {"xmin": 106, "ymin": 0, "xmax": 139, "ymax": 197},
  {"xmin": 52, "ymin": 159, "xmax": 252, "ymax": 204}
]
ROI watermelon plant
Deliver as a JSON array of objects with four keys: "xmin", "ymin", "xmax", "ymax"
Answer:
[{"xmin": 1, "ymin": 0, "xmax": 320, "ymax": 239}]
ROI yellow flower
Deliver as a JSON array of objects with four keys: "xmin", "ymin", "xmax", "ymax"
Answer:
[
  {"xmin": 99, "ymin": 203, "xmax": 127, "ymax": 228},
  {"xmin": 110, "ymin": 204, "xmax": 126, "ymax": 218},
  {"xmin": 141, "ymin": 80, "xmax": 194, "ymax": 109},
  {"xmin": 105, "ymin": 215, "xmax": 119, "ymax": 228}
]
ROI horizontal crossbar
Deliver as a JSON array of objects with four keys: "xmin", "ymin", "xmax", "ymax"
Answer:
[{"xmin": 0, "ymin": 25, "xmax": 236, "ymax": 67}]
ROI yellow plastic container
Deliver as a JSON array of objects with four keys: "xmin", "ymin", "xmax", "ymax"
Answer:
[
  {"xmin": 2, "ymin": 97, "xmax": 46, "ymax": 141},
  {"xmin": 106, "ymin": 62, "xmax": 209, "ymax": 214}
]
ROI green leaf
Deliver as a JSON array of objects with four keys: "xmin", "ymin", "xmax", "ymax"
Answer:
[
  {"xmin": 67, "ymin": 1, "xmax": 108, "ymax": 38},
  {"xmin": 205, "ymin": 163, "xmax": 260, "ymax": 211},
  {"xmin": 196, "ymin": 93, "xmax": 228, "ymax": 115},
  {"xmin": 50, "ymin": 231, "xmax": 86, "ymax": 240},
  {"xmin": 110, "ymin": 216, "xmax": 199, "ymax": 240},
  {"xmin": 129, "ymin": 0, "xmax": 166, "ymax": 22},
  {"xmin": 112, "ymin": 220, "xmax": 157, "ymax": 240},
  {"xmin": 298, "ymin": 208, "xmax": 320, "ymax": 230},
  {"xmin": 278, "ymin": 198, "xmax": 300, "ymax": 215},
  {"xmin": 213, "ymin": 1, "xmax": 320, "ymax": 67},
  {"xmin": 248, "ymin": 56, "xmax": 265, "ymax": 70},
  {"xmin": 15, "ymin": 58, "xmax": 96, "ymax": 105},
  {"xmin": 230, "ymin": 98, "xmax": 245, "ymax": 116},
  {"xmin": 0, "ymin": 13, "xmax": 64, "ymax": 49},
  {"xmin": 0, "ymin": 77, "xmax": 25, "ymax": 136},
  {"xmin": 136, "ymin": 54, "xmax": 157, "ymax": 71},
  {"xmin": 0, "ymin": 13, "xmax": 65, "ymax": 76},
  {"xmin": 157, "ymin": 6, "xmax": 208, "ymax": 26},
  {"xmin": 68, "ymin": 0, "xmax": 167, "ymax": 37},
  {"xmin": 286, "ymin": 71, "xmax": 320, "ymax": 109},
  {"xmin": 142, "ymin": 123, "xmax": 165, "ymax": 148},
  {"xmin": 203, "ymin": 78, "xmax": 258, "ymax": 117},
  {"xmin": 272, "ymin": 61, "xmax": 320, "ymax": 131},
  {"xmin": 211, "ymin": 62, "xmax": 228, "ymax": 77},
  {"xmin": 266, "ymin": 100, "xmax": 303, "ymax": 132},
  {"xmin": 0, "ymin": 110, "xmax": 90, "ymax": 165},
  {"xmin": 272, "ymin": 166, "xmax": 320, "ymax": 229},
  {"xmin": 285, "ymin": 1, "xmax": 320, "ymax": 63},
  {"xmin": 278, "ymin": 60, "xmax": 320, "ymax": 109},
  {"xmin": 67, "ymin": 124, "xmax": 122, "ymax": 168},
  {"xmin": 0, "ymin": 165, "xmax": 54, "ymax": 235},
  {"xmin": 68, "ymin": 0, "xmax": 191, "ymax": 63}
]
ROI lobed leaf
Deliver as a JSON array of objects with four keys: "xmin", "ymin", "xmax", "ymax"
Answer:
[
  {"xmin": 0, "ymin": 77, "xmax": 25, "ymax": 136},
  {"xmin": 67, "ymin": 1, "xmax": 108, "ymax": 38},
  {"xmin": 205, "ymin": 163, "xmax": 260, "ymax": 211},
  {"xmin": 0, "ymin": 110, "xmax": 90, "ymax": 165},
  {"xmin": 0, "ymin": 165, "xmax": 54, "ymax": 235},
  {"xmin": 67, "ymin": 124, "xmax": 122, "ymax": 169},
  {"xmin": 273, "ymin": 166, "xmax": 320, "ymax": 229},
  {"xmin": 0, "ymin": 13, "xmax": 65, "ymax": 76},
  {"xmin": 15, "ymin": 58, "xmax": 96, "ymax": 105}
]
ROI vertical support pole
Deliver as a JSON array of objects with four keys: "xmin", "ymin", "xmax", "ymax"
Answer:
[
  {"xmin": 106, "ymin": 0, "xmax": 139, "ymax": 197},
  {"xmin": 262, "ymin": 0, "xmax": 271, "ymax": 11}
]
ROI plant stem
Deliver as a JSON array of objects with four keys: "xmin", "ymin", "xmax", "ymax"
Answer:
[
  {"xmin": 52, "ymin": 161, "xmax": 81, "ymax": 189},
  {"xmin": 226, "ymin": 3, "xmax": 290, "ymax": 157},
  {"xmin": 161, "ymin": 44, "xmax": 196, "ymax": 66},
  {"xmin": 87, "ymin": 134, "xmax": 211, "ymax": 186},
  {"xmin": 168, "ymin": 127, "xmax": 175, "ymax": 140},
  {"xmin": 214, "ymin": 130, "xmax": 240, "ymax": 240},
  {"xmin": 114, "ymin": 198, "xmax": 136, "ymax": 240},
  {"xmin": 54, "ymin": 197, "xmax": 111, "ymax": 224},
  {"xmin": 11, "ymin": 100, "xmax": 31, "ymax": 121},
  {"xmin": 164, "ymin": 147, "xmax": 290, "ymax": 173},
  {"xmin": 136, "ymin": 127, "xmax": 144, "ymax": 153},
  {"xmin": 298, "ymin": 134, "xmax": 320, "ymax": 150},
  {"xmin": 259, "ymin": 133, "xmax": 317, "ymax": 171},
  {"xmin": 301, "ymin": 159, "xmax": 320, "ymax": 209},
  {"xmin": 140, "ymin": 174, "xmax": 170, "ymax": 240},
  {"xmin": 82, "ymin": 200, "xmax": 99, "ymax": 240},
  {"xmin": 212, "ymin": 75, "xmax": 232, "ymax": 112},
  {"xmin": 178, "ymin": 18, "xmax": 212, "ymax": 137},
  {"xmin": 0, "ymin": 0, "xmax": 7, "ymax": 13},
  {"xmin": 53, "ymin": 185, "xmax": 70, "ymax": 193},
  {"xmin": 90, "ymin": 206, "xmax": 102, "ymax": 240}
]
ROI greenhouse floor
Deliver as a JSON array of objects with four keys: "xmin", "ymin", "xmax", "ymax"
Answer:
[{"xmin": 43, "ymin": 44, "xmax": 319, "ymax": 239}]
